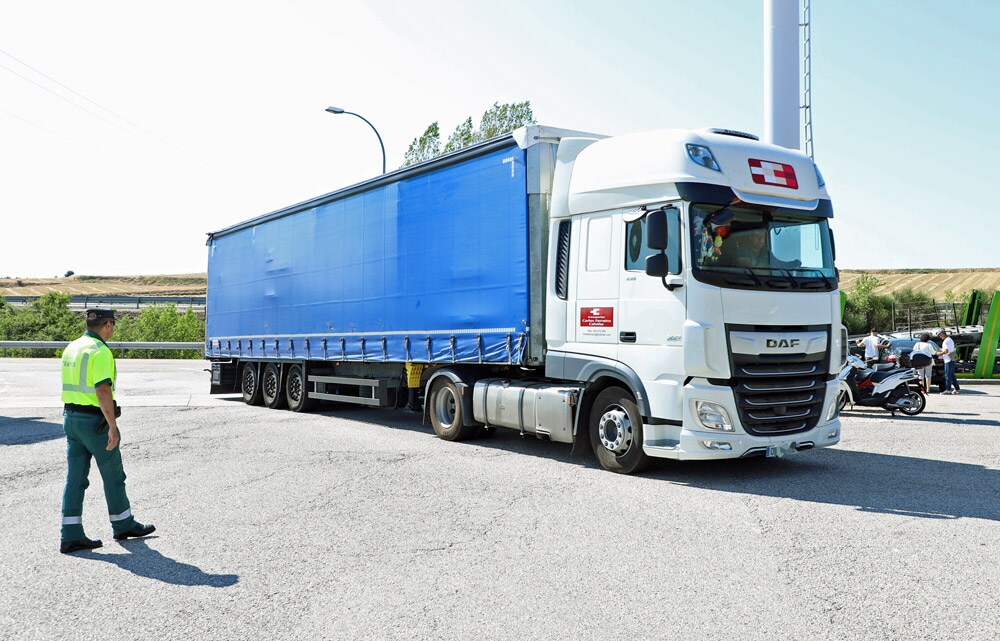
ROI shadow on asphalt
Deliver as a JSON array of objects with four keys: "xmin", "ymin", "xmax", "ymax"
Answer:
[
  {"xmin": 0, "ymin": 415, "xmax": 63, "ymax": 445},
  {"xmin": 842, "ymin": 408, "xmax": 1000, "ymax": 427},
  {"xmin": 641, "ymin": 450, "xmax": 1000, "ymax": 522},
  {"xmin": 77, "ymin": 538, "xmax": 239, "ymax": 587},
  {"xmin": 232, "ymin": 403, "xmax": 1000, "ymax": 522}
]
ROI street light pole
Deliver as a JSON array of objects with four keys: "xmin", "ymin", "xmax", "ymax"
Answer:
[{"xmin": 325, "ymin": 106, "xmax": 386, "ymax": 174}]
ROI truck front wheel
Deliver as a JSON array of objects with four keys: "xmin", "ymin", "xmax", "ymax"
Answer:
[
  {"xmin": 428, "ymin": 378, "xmax": 477, "ymax": 441},
  {"xmin": 241, "ymin": 363, "xmax": 263, "ymax": 406},
  {"xmin": 588, "ymin": 387, "xmax": 650, "ymax": 474},
  {"xmin": 262, "ymin": 363, "xmax": 287, "ymax": 409}
]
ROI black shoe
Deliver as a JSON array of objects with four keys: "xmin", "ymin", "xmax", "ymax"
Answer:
[
  {"xmin": 60, "ymin": 537, "xmax": 103, "ymax": 554},
  {"xmin": 114, "ymin": 522, "xmax": 156, "ymax": 541}
]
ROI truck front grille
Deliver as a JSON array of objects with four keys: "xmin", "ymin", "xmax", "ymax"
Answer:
[
  {"xmin": 731, "ymin": 355, "xmax": 828, "ymax": 436},
  {"xmin": 733, "ymin": 361, "xmax": 826, "ymax": 435}
]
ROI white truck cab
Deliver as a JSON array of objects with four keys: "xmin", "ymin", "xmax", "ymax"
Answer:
[{"xmin": 545, "ymin": 128, "xmax": 843, "ymax": 468}]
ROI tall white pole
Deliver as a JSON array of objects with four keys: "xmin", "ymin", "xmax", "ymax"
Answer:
[{"xmin": 763, "ymin": 0, "xmax": 800, "ymax": 150}]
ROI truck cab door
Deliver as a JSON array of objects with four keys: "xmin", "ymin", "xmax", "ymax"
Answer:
[
  {"xmin": 571, "ymin": 213, "xmax": 620, "ymax": 361},
  {"xmin": 618, "ymin": 207, "xmax": 686, "ymax": 394}
]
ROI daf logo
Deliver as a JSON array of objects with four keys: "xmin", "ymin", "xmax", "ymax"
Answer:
[{"xmin": 766, "ymin": 338, "xmax": 801, "ymax": 349}]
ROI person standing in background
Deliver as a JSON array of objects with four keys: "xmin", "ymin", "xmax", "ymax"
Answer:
[
  {"xmin": 911, "ymin": 332, "xmax": 936, "ymax": 392},
  {"xmin": 936, "ymin": 329, "xmax": 961, "ymax": 395},
  {"xmin": 856, "ymin": 329, "xmax": 889, "ymax": 367}
]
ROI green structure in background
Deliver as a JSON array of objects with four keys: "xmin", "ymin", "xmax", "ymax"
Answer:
[
  {"xmin": 974, "ymin": 291, "xmax": 1000, "ymax": 379},
  {"xmin": 962, "ymin": 290, "xmax": 983, "ymax": 325},
  {"xmin": 958, "ymin": 290, "xmax": 982, "ymax": 360}
]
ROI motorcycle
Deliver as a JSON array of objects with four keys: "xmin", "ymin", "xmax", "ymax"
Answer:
[{"xmin": 836, "ymin": 355, "xmax": 926, "ymax": 416}]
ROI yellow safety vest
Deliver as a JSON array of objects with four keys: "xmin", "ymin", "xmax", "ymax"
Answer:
[{"xmin": 61, "ymin": 332, "xmax": 116, "ymax": 407}]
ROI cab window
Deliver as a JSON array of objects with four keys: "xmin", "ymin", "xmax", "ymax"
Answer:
[{"xmin": 625, "ymin": 210, "xmax": 681, "ymax": 273}]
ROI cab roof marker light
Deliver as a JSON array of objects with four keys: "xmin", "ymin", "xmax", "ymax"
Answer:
[
  {"xmin": 814, "ymin": 163, "xmax": 825, "ymax": 188},
  {"xmin": 707, "ymin": 128, "xmax": 760, "ymax": 141},
  {"xmin": 686, "ymin": 144, "xmax": 721, "ymax": 172}
]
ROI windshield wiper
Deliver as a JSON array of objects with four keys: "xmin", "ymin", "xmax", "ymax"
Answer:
[
  {"xmin": 776, "ymin": 268, "xmax": 802, "ymax": 289},
  {"xmin": 798, "ymin": 268, "xmax": 834, "ymax": 289},
  {"xmin": 741, "ymin": 267, "xmax": 764, "ymax": 287}
]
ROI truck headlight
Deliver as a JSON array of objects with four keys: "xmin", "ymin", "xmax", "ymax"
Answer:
[
  {"xmin": 686, "ymin": 144, "xmax": 721, "ymax": 172},
  {"xmin": 825, "ymin": 397, "xmax": 840, "ymax": 422},
  {"xmin": 695, "ymin": 401, "xmax": 733, "ymax": 432}
]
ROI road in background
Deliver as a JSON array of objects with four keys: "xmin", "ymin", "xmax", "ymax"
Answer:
[{"xmin": 1, "ymin": 360, "xmax": 997, "ymax": 640}]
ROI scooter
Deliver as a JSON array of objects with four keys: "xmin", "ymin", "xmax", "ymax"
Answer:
[{"xmin": 836, "ymin": 355, "xmax": 926, "ymax": 416}]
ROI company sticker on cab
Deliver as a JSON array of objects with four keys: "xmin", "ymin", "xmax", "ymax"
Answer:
[
  {"xmin": 579, "ymin": 306, "xmax": 615, "ymax": 340},
  {"xmin": 580, "ymin": 306, "xmax": 614, "ymax": 327}
]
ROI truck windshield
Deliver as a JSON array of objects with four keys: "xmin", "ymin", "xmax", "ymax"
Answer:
[{"xmin": 690, "ymin": 203, "xmax": 836, "ymax": 291}]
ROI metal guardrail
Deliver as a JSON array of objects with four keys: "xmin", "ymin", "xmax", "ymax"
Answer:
[
  {"xmin": 0, "ymin": 341, "xmax": 203, "ymax": 356},
  {"xmin": 2, "ymin": 295, "xmax": 205, "ymax": 308}
]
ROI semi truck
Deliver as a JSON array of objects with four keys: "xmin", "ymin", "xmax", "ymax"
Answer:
[{"xmin": 206, "ymin": 124, "xmax": 845, "ymax": 474}]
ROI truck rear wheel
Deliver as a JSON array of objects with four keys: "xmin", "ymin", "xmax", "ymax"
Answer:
[
  {"xmin": 285, "ymin": 364, "xmax": 317, "ymax": 413},
  {"xmin": 588, "ymin": 387, "xmax": 650, "ymax": 474},
  {"xmin": 428, "ymin": 378, "xmax": 477, "ymax": 441},
  {"xmin": 262, "ymin": 363, "xmax": 287, "ymax": 409},
  {"xmin": 241, "ymin": 363, "xmax": 263, "ymax": 406}
]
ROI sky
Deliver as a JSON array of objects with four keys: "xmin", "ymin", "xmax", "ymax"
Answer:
[{"xmin": 1, "ymin": 0, "xmax": 997, "ymax": 277}]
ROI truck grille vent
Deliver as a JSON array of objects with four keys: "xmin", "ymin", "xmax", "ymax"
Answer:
[{"xmin": 731, "ymin": 354, "xmax": 827, "ymax": 436}]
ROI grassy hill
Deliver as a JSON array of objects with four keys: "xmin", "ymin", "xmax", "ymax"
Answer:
[
  {"xmin": 838, "ymin": 269, "xmax": 1000, "ymax": 301},
  {"xmin": 2, "ymin": 269, "xmax": 997, "ymax": 301},
  {"xmin": 0, "ymin": 274, "xmax": 207, "ymax": 297}
]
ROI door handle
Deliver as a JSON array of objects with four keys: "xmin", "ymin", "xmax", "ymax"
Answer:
[{"xmin": 619, "ymin": 331, "xmax": 636, "ymax": 343}]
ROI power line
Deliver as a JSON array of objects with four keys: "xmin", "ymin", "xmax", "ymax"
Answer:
[
  {"xmin": 0, "ymin": 106, "xmax": 118, "ymax": 160},
  {"xmin": 0, "ymin": 49, "xmax": 210, "ymax": 166}
]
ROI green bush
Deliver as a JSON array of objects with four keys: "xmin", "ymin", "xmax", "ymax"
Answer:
[
  {"xmin": 0, "ymin": 292, "xmax": 83, "ymax": 356},
  {"xmin": 0, "ymin": 297, "xmax": 203, "ymax": 358},
  {"xmin": 843, "ymin": 273, "xmax": 893, "ymax": 334},
  {"xmin": 111, "ymin": 305, "xmax": 204, "ymax": 359}
]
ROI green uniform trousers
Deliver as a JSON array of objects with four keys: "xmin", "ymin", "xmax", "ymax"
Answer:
[{"xmin": 61, "ymin": 409, "xmax": 136, "ymax": 541}]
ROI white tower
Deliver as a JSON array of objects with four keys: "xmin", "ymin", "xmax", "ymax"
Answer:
[{"xmin": 763, "ymin": 0, "xmax": 800, "ymax": 150}]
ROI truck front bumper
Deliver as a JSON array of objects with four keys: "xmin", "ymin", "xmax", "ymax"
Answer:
[{"xmin": 641, "ymin": 378, "xmax": 842, "ymax": 461}]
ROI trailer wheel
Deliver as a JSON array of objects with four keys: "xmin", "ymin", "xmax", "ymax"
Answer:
[
  {"xmin": 428, "ymin": 378, "xmax": 477, "ymax": 441},
  {"xmin": 262, "ymin": 363, "xmax": 287, "ymax": 409},
  {"xmin": 588, "ymin": 386, "xmax": 650, "ymax": 474},
  {"xmin": 286, "ymin": 364, "xmax": 317, "ymax": 413},
  {"xmin": 241, "ymin": 363, "xmax": 263, "ymax": 406}
]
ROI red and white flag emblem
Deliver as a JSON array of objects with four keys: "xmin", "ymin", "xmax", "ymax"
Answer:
[{"xmin": 748, "ymin": 159, "xmax": 798, "ymax": 189}]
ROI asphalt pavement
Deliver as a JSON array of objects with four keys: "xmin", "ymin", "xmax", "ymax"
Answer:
[{"xmin": 1, "ymin": 359, "xmax": 997, "ymax": 641}]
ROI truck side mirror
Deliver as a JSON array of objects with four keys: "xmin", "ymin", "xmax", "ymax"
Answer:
[
  {"xmin": 646, "ymin": 209, "xmax": 668, "ymax": 250},
  {"xmin": 645, "ymin": 253, "xmax": 669, "ymax": 277}
]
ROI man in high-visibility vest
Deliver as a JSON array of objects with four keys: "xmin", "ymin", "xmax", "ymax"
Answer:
[{"xmin": 60, "ymin": 308, "xmax": 155, "ymax": 554}]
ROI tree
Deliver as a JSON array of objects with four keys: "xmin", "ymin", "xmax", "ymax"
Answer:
[
  {"xmin": 442, "ymin": 117, "xmax": 475, "ymax": 154},
  {"xmin": 403, "ymin": 122, "xmax": 441, "ymax": 167},
  {"xmin": 403, "ymin": 101, "xmax": 536, "ymax": 166},
  {"xmin": 843, "ymin": 272, "xmax": 893, "ymax": 334},
  {"xmin": 478, "ymin": 101, "xmax": 534, "ymax": 139},
  {"xmin": 64, "ymin": 270, "xmax": 75, "ymax": 278}
]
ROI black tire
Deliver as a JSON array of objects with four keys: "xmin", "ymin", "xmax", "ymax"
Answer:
[
  {"xmin": 428, "ymin": 378, "xmax": 478, "ymax": 441},
  {"xmin": 937, "ymin": 383, "xmax": 946, "ymax": 394},
  {"xmin": 588, "ymin": 386, "xmax": 650, "ymax": 475},
  {"xmin": 285, "ymin": 364, "xmax": 317, "ymax": 413},
  {"xmin": 897, "ymin": 389, "xmax": 926, "ymax": 416},
  {"xmin": 262, "ymin": 363, "xmax": 287, "ymax": 409},
  {"xmin": 241, "ymin": 363, "xmax": 263, "ymax": 406}
]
